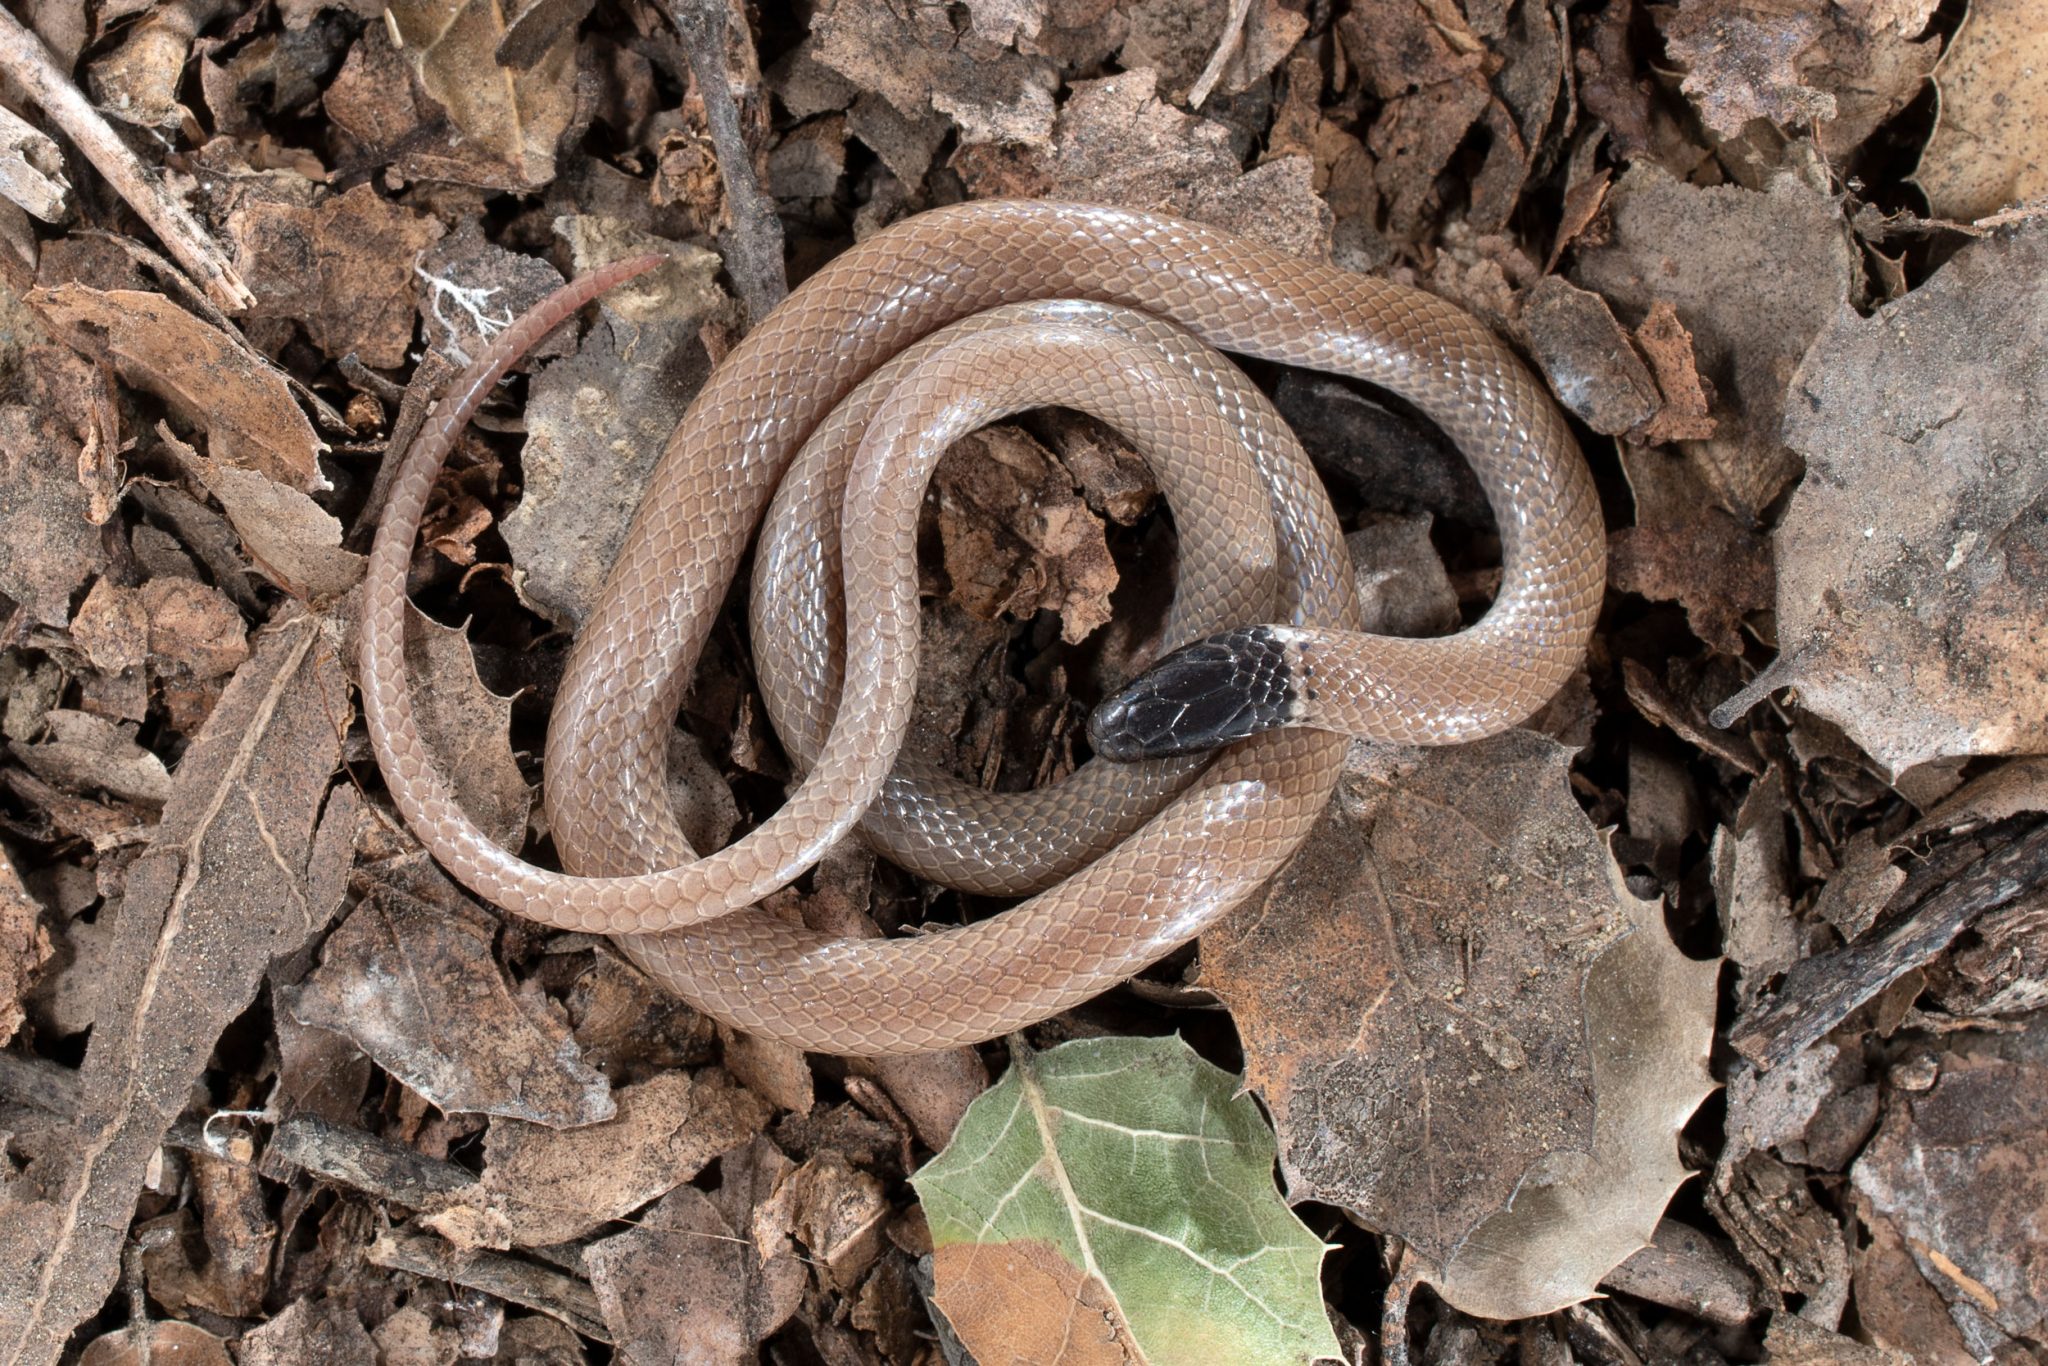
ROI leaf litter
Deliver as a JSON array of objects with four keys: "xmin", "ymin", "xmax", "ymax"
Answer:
[{"xmin": 0, "ymin": 0, "xmax": 2044, "ymax": 1359}]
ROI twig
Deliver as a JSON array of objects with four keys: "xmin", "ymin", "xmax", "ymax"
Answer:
[
  {"xmin": 662, "ymin": 0, "xmax": 786, "ymax": 327},
  {"xmin": 0, "ymin": 5, "xmax": 253, "ymax": 312},
  {"xmin": 1187, "ymin": 0, "xmax": 1255, "ymax": 109}
]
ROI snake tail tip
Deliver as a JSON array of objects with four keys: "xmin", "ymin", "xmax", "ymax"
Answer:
[{"xmin": 1086, "ymin": 625, "xmax": 1298, "ymax": 761}]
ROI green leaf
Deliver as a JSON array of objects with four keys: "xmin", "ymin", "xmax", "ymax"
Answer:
[{"xmin": 912, "ymin": 1035, "xmax": 1341, "ymax": 1366}]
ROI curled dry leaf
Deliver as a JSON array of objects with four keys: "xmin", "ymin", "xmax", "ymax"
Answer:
[
  {"xmin": 1571, "ymin": 165, "xmax": 1859, "ymax": 524},
  {"xmin": 280, "ymin": 871, "xmax": 614, "ymax": 1128},
  {"xmin": 384, "ymin": 0, "xmax": 581, "ymax": 189},
  {"xmin": 163, "ymin": 426, "xmax": 364, "ymax": 601},
  {"xmin": 954, "ymin": 69, "xmax": 1333, "ymax": 261},
  {"xmin": 1913, "ymin": 0, "xmax": 2047, "ymax": 222},
  {"xmin": 1732, "ymin": 222, "xmax": 2048, "ymax": 774},
  {"xmin": 932, "ymin": 425, "xmax": 1119, "ymax": 644},
  {"xmin": 30, "ymin": 285, "xmax": 323, "ymax": 491},
  {"xmin": 0, "ymin": 615, "xmax": 356, "ymax": 1365},
  {"xmin": 913, "ymin": 1035, "xmax": 1342, "ymax": 1366}
]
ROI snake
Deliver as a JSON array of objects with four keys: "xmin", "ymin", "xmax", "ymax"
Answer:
[{"xmin": 360, "ymin": 200, "xmax": 1604, "ymax": 1056}]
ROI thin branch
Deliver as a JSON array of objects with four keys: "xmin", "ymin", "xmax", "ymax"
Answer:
[
  {"xmin": 0, "ymin": 5, "xmax": 253, "ymax": 311},
  {"xmin": 662, "ymin": 0, "xmax": 786, "ymax": 328}
]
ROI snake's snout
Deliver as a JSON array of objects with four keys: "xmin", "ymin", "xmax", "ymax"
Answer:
[{"xmin": 1086, "ymin": 626, "xmax": 1298, "ymax": 761}]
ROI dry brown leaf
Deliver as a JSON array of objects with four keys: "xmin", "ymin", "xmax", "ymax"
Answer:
[
  {"xmin": 1914, "ymin": 0, "xmax": 2048, "ymax": 221},
  {"xmin": 1609, "ymin": 445, "xmax": 1773, "ymax": 656},
  {"xmin": 1734, "ymin": 222, "xmax": 2048, "ymax": 773},
  {"xmin": 384, "ymin": 0, "xmax": 581, "ymax": 189},
  {"xmin": 812, "ymin": 0, "xmax": 1058, "ymax": 147},
  {"xmin": 1659, "ymin": 1, "xmax": 1835, "ymax": 137},
  {"xmin": 1202, "ymin": 732, "xmax": 1628, "ymax": 1270},
  {"xmin": 31, "ymin": 285, "xmax": 323, "ymax": 491},
  {"xmin": 322, "ymin": 26, "xmax": 518, "ymax": 188},
  {"xmin": 584, "ymin": 1136, "xmax": 806, "ymax": 1364},
  {"xmin": 77, "ymin": 1319, "xmax": 234, "ymax": 1366},
  {"xmin": 501, "ymin": 238, "xmax": 725, "ymax": 628},
  {"xmin": 930, "ymin": 1239, "xmax": 1137, "ymax": 1365},
  {"xmin": 233, "ymin": 1296, "xmax": 379, "ymax": 1366},
  {"xmin": 1521, "ymin": 276, "xmax": 1661, "ymax": 436},
  {"xmin": 184, "ymin": 455, "xmax": 365, "ymax": 601},
  {"xmin": 1801, "ymin": 8, "xmax": 1939, "ymax": 162},
  {"xmin": 0, "ymin": 614, "xmax": 356, "ymax": 1365},
  {"xmin": 0, "ymin": 844, "xmax": 53, "ymax": 1046},
  {"xmin": 1853, "ymin": 1019, "xmax": 2048, "ymax": 1352},
  {"xmin": 1572, "ymin": 166, "xmax": 1858, "ymax": 521},
  {"xmin": 425, "ymin": 1068, "xmax": 772, "ymax": 1248},
  {"xmin": 953, "ymin": 69, "xmax": 1332, "ymax": 259},
  {"xmin": 1335, "ymin": 0, "xmax": 1490, "ymax": 234},
  {"xmin": 1119, "ymin": 0, "xmax": 1307, "ymax": 104},
  {"xmin": 1423, "ymin": 857, "xmax": 1718, "ymax": 1318},
  {"xmin": 0, "ymin": 394, "xmax": 111, "ymax": 628},
  {"xmin": 84, "ymin": 0, "xmax": 215, "ymax": 129},
  {"xmin": 226, "ymin": 181, "xmax": 445, "ymax": 369},
  {"xmin": 1852, "ymin": 1207, "xmax": 1981, "ymax": 1365},
  {"xmin": 932, "ymin": 425, "xmax": 1118, "ymax": 644},
  {"xmin": 401, "ymin": 607, "xmax": 530, "ymax": 851},
  {"xmin": 10, "ymin": 709, "xmax": 173, "ymax": 808},
  {"xmin": 281, "ymin": 871, "xmax": 614, "ymax": 1127}
]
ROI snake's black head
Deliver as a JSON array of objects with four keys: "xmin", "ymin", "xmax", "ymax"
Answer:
[{"xmin": 1086, "ymin": 625, "xmax": 1297, "ymax": 761}]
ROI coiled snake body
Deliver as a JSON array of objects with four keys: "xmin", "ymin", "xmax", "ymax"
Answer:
[{"xmin": 361, "ymin": 200, "xmax": 1604, "ymax": 1056}]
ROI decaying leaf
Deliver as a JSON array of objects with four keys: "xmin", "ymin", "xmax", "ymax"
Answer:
[
  {"xmin": 932, "ymin": 425, "xmax": 1119, "ymax": 644},
  {"xmin": 281, "ymin": 869, "xmax": 614, "ymax": 1127},
  {"xmin": 425, "ymin": 1067, "xmax": 771, "ymax": 1248},
  {"xmin": 913, "ymin": 1035, "xmax": 1341, "ymax": 1366},
  {"xmin": 30, "ymin": 285, "xmax": 324, "ymax": 491},
  {"xmin": 501, "ymin": 239, "xmax": 726, "ymax": 627},
  {"xmin": 1729, "ymin": 222, "xmax": 2048, "ymax": 774},
  {"xmin": 400, "ymin": 607, "xmax": 530, "ymax": 850},
  {"xmin": 1423, "ymin": 857, "xmax": 1719, "ymax": 1318},
  {"xmin": 0, "ymin": 615, "xmax": 356, "ymax": 1364},
  {"xmin": 1203, "ymin": 733, "xmax": 1625, "ymax": 1268},
  {"xmin": 811, "ymin": 0, "xmax": 1058, "ymax": 148},
  {"xmin": 226, "ymin": 181, "xmax": 446, "ymax": 368},
  {"xmin": 162, "ymin": 426, "xmax": 364, "ymax": 601},
  {"xmin": 1853, "ymin": 1018, "xmax": 2048, "ymax": 1353},
  {"xmin": 1659, "ymin": 1, "xmax": 1836, "ymax": 138},
  {"xmin": 0, "ymin": 362, "xmax": 112, "ymax": 627},
  {"xmin": 384, "ymin": 0, "xmax": 582, "ymax": 189},
  {"xmin": 585, "ymin": 1137, "xmax": 807, "ymax": 1363},
  {"xmin": 1914, "ymin": 0, "xmax": 2048, "ymax": 221},
  {"xmin": 1571, "ymin": 165, "xmax": 1859, "ymax": 523},
  {"xmin": 0, "ymin": 844, "xmax": 53, "ymax": 1045},
  {"xmin": 953, "ymin": 69, "xmax": 1333, "ymax": 261},
  {"xmin": 1610, "ymin": 445, "xmax": 1773, "ymax": 656}
]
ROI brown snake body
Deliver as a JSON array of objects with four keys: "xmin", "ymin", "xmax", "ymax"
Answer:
[{"xmin": 362, "ymin": 200, "xmax": 1604, "ymax": 1055}]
